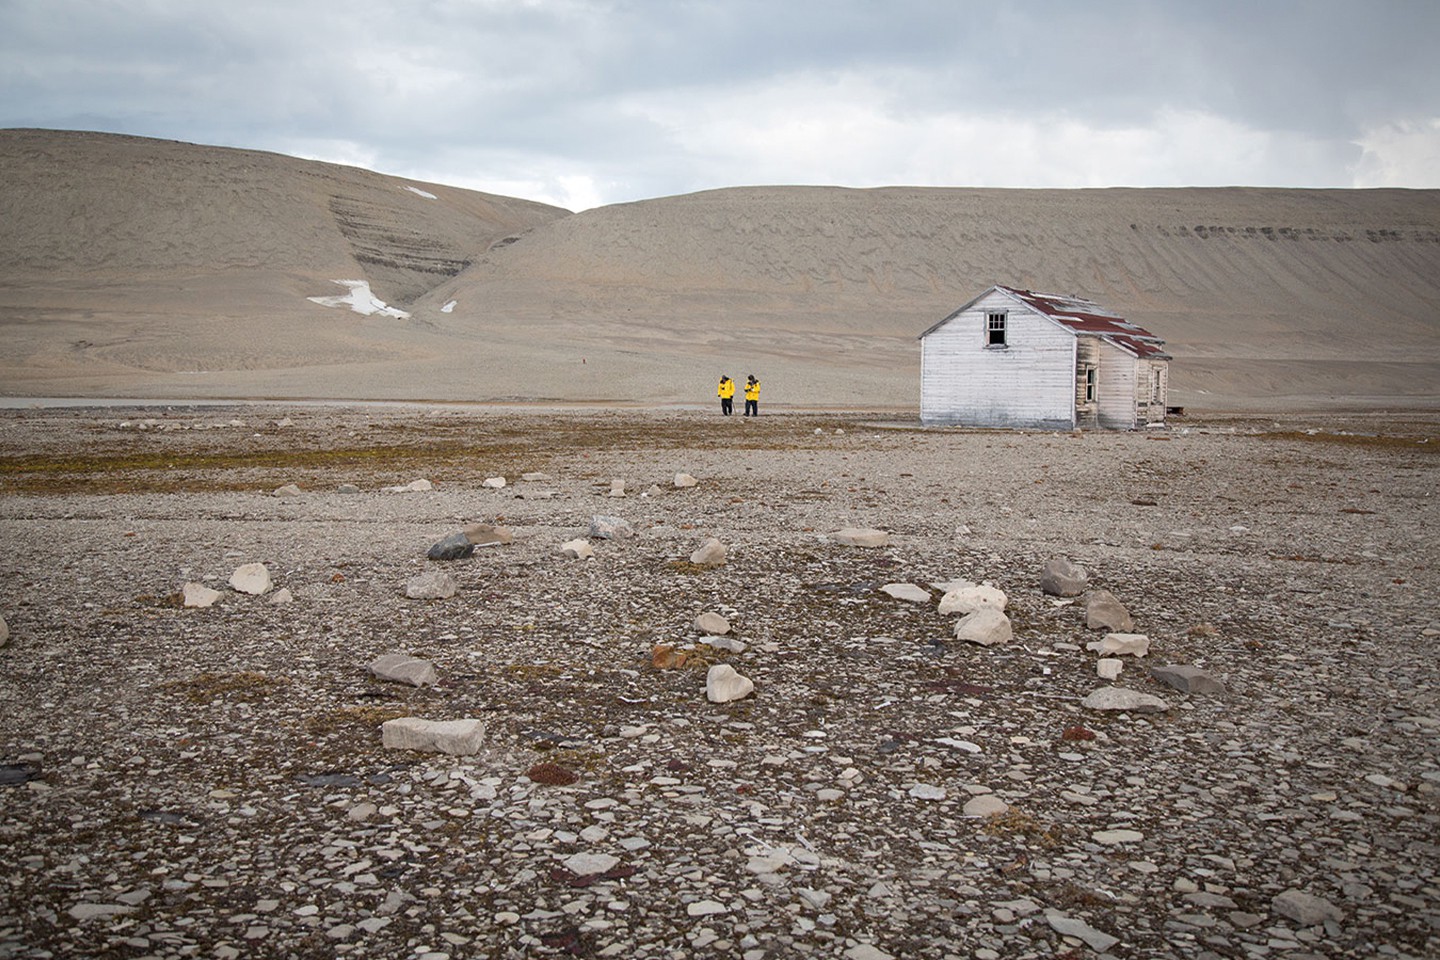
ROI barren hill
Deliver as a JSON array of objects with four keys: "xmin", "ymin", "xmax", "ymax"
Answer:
[{"xmin": 2, "ymin": 130, "xmax": 1438, "ymax": 410}]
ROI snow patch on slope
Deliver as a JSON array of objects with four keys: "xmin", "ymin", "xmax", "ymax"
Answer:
[{"xmin": 307, "ymin": 280, "xmax": 410, "ymax": 318}]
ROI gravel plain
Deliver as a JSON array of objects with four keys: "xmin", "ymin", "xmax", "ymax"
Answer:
[{"xmin": 1, "ymin": 405, "xmax": 1437, "ymax": 960}]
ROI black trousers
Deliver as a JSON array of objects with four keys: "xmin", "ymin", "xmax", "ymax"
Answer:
[
  {"xmin": 721, "ymin": 398, "xmax": 732, "ymax": 415},
  {"xmin": 744, "ymin": 399, "xmax": 758, "ymax": 417}
]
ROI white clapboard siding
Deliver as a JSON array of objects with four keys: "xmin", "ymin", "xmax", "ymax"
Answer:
[
  {"xmin": 921, "ymin": 290, "xmax": 1076, "ymax": 428},
  {"xmin": 1095, "ymin": 339, "xmax": 1140, "ymax": 429}
]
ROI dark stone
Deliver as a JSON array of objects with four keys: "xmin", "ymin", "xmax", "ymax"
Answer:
[{"xmin": 427, "ymin": 532, "xmax": 475, "ymax": 561}]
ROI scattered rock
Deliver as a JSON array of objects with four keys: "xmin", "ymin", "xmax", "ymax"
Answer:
[
  {"xmin": 695, "ymin": 612, "xmax": 731, "ymax": 635},
  {"xmin": 1096, "ymin": 658, "xmax": 1123, "ymax": 680},
  {"xmin": 588, "ymin": 515, "xmax": 634, "ymax": 539},
  {"xmin": 68, "ymin": 903, "xmax": 136, "ymax": 922},
  {"xmin": 1150, "ymin": 663, "xmax": 1228, "ymax": 695},
  {"xmin": 1271, "ymin": 889, "xmax": 1344, "ymax": 926},
  {"xmin": 0, "ymin": 613, "xmax": 7, "ymax": 647},
  {"xmin": 463, "ymin": 523, "xmax": 514, "ymax": 546},
  {"xmin": 336, "ymin": 483, "xmax": 360, "ymax": 494},
  {"xmin": 482, "ymin": 477, "xmax": 506, "ymax": 489},
  {"xmin": 228, "ymin": 563, "xmax": 271, "ymax": 596},
  {"xmin": 385, "ymin": 479, "xmax": 433, "ymax": 493},
  {"xmin": 845, "ymin": 945, "xmax": 895, "ymax": 960},
  {"xmin": 909, "ymin": 784, "xmax": 947, "ymax": 801},
  {"xmin": 963, "ymin": 795, "xmax": 1009, "ymax": 817},
  {"xmin": 380, "ymin": 718, "xmax": 485, "ymax": 755},
  {"xmin": 427, "ymin": 532, "xmax": 474, "ymax": 561},
  {"xmin": 608, "ymin": 479, "xmax": 626, "ymax": 497},
  {"xmin": 368, "ymin": 654, "xmax": 437, "ymax": 688},
  {"xmin": 1084, "ymin": 588, "xmax": 1133, "ymax": 631},
  {"xmin": 563, "ymin": 852, "xmax": 619, "ymax": 877},
  {"xmin": 1092, "ymin": 828, "xmax": 1145, "ymax": 844},
  {"xmin": 1087, "ymin": 632, "xmax": 1151, "ymax": 657},
  {"xmin": 1039, "ymin": 557, "xmax": 1088, "ymax": 596},
  {"xmin": 520, "ymin": 472, "xmax": 551, "ymax": 482},
  {"xmin": 673, "ymin": 473, "xmax": 698, "ymax": 488},
  {"xmin": 559, "ymin": 539, "xmax": 595, "ymax": 560},
  {"xmin": 272, "ymin": 483, "xmax": 301, "ymax": 498},
  {"xmin": 689, "ymin": 537, "xmax": 727, "ymax": 567},
  {"xmin": 1044, "ymin": 910, "xmax": 1119, "ymax": 952},
  {"xmin": 706, "ymin": 664, "xmax": 754, "ymax": 702},
  {"xmin": 182, "ymin": 582, "xmax": 222, "ymax": 608},
  {"xmin": 834, "ymin": 527, "xmax": 889, "ymax": 548},
  {"xmin": 268, "ymin": 587, "xmax": 293, "ymax": 605},
  {"xmin": 880, "ymin": 582, "xmax": 931, "ymax": 603},
  {"xmin": 938, "ymin": 581, "xmax": 1007, "ymax": 615},
  {"xmin": 404, "ymin": 571, "xmax": 456, "ymax": 600},
  {"xmin": 703, "ymin": 635, "xmax": 746, "ymax": 653},
  {"xmin": 953, "ymin": 607, "xmax": 1012, "ymax": 646},
  {"xmin": 1081, "ymin": 687, "xmax": 1170, "ymax": 713}
]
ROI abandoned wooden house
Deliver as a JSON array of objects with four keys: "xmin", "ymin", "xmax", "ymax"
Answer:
[{"xmin": 919, "ymin": 285, "xmax": 1171, "ymax": 429}]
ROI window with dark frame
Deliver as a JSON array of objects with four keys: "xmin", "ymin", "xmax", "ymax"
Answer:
[
  {"xmin": 986, "ymin": 312, "xmax": 1007, "ymax": 346},
  {"xmin": 1084, "ymin": 366, "xmax": 1097, "ymax": 403}
]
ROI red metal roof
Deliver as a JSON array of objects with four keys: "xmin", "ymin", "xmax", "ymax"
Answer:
[{"xmin": 996, "ymin": 286, "xmax": 1171, "ymax": 359}]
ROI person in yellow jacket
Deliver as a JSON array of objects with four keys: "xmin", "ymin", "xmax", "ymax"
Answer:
[
  {"xmin": 743, "ymin": 374, "xmax": 760, "ymax": 417},
  {"xmin": 717, "ymin": 375, "xmax": 735, "ymax": 416}
]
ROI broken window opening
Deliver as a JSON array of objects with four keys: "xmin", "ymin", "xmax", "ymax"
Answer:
[{"xmin": 986, "ymin": 312, "xmax": 1007, "ymax": 346}]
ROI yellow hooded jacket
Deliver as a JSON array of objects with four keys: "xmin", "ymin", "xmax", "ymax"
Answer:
[
  {"xmin": 718, "ymin": 378, "xmax": 735, "ymax": 399},
  {"xmin": 744, "ymin": 379, "xmax": 760, "ymax": 401}
]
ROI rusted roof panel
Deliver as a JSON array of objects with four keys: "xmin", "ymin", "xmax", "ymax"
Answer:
[{"xmin": 997, "ymin": 285, "xmax": 1170, "ymax": 359}]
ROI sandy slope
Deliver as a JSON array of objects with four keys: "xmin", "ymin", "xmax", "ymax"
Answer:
[{"xmin": 1, "ymin": 131, "xmax": 1438, "ymax": 410}]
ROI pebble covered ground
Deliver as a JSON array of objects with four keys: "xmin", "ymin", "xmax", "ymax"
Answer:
[{"xmin": 0, "ymin": 406, "xmax": 1437, "ymax": 960}]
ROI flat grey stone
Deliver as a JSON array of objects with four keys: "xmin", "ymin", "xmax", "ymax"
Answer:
[
  {"xmin": 1151, "ymin": 663, "xmax": 1228, "ymax": 695},
  {"xmin": 834, "ymin": 527, "xmax": 889, "ymax": 548},
  {"xmin": 381, "ymin": 717, "xmax": 485, "ymax": 755},
  {"xmin": 1045, "ymin": 910, "xmax": 1119, "ymax": 952},
  {"xmin": 881, "ymin": 582, "xmax": 931, "ymax": 603},
  {"xmin": 404, "ymin": 571, "xmax": 456, "ymax": 599},
  {"xmin": 1272, "ymin": 889, "xmax": 1344, "ymax": 926},
  {"xmin": 1081, "ymin": 686, "xmax": 1170, "ymax": 713},
  {"xmin": 368, "ymin": 654, "xmax": 437, "ymax": 688},
  {"xmin": 589, "ymin": 515, "xmax": 634, "ymax": 539}
]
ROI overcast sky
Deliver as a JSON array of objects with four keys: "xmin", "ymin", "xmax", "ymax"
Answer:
[{"xmin": 2, "ymin": 0, "xmax": 1437, "ymax": 210}]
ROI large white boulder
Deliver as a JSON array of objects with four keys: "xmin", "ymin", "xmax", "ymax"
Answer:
[
  {"xmin": 953, "ymin": 607, "xmax": 1013, "ymax": 646},
  {"xmin": 938, "ymin": 582, "xmax": 1007, "ymax": 615},
  {"xmin": 228, "ymin": 563, "xmax": 272, "ymax": 596},
  {"xmin": 706, "ymin": 664, "xmax": 754, "ymax": 703}
]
